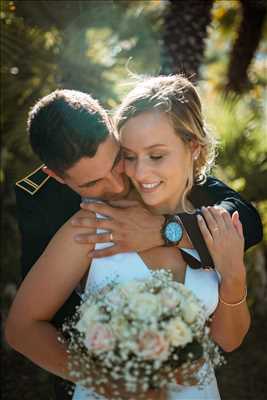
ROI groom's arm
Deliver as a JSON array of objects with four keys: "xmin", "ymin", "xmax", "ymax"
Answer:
[
  {"xmin": 72, "ymin": 176, "xmax": 262, "ymax": 266},
  {"xmin": 189, "ymin": 176, "xmax": 263, "ymax": 250}
]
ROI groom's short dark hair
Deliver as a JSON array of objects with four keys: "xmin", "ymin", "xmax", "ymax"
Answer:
[{"xmin": 28, "ymin": 89, "xmax": 112, "ymax": 176}]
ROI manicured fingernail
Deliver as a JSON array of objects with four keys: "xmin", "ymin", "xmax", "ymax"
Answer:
[
  {"xmin": 81, "ymin": 202, "xmax": 91, "ymax": 207},
  {"xmin": 197, "ymin": 214, "xmax": 203, "ymax": 222}
]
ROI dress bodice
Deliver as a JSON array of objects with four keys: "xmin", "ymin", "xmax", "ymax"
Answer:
[
  {"xmin": 73, "ymin": 213, "xmax": 221, "ymax": 400},
  {"xmin": 86, "ymin": 241, "xmax": 219, "ymax": 319}
]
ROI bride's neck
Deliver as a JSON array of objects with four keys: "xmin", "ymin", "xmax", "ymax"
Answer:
[{"xmin": 126, "ymin": 190, "xmax": 194, "ymax": 215}]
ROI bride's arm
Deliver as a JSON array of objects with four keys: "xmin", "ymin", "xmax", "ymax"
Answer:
[
  {"xmin": 197, "ymin": 206, "xmax": 251, "ymax": 352},
  {"xmin": 5, "ymin": 209, "xmax": 95, "ymax": 381}
]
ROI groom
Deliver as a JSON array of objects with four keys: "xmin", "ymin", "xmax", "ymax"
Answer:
[{"xmin": 15, "ymin": 89, "xmax": 262, "ymax": 399}]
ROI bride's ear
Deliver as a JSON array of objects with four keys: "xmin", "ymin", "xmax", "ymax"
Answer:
[
  {"xmin": 42, "ymin": 165, "xmax": 65, "ymax": 184},
  {"xmin": 189, "ymin": 140, "xmax": 201, "ymax": 160}
]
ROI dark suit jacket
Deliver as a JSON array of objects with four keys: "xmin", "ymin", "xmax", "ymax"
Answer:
[{"xmin": 15, "ymin": 167, "xmax": 263, "ymax": 327}]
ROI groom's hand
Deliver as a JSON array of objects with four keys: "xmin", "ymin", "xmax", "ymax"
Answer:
[
  {"xmin": 71, "ymin": 200, "xmax": 164, "ymax": 258},
  {"xmin": 71, "ymin": 200, "xmax": 193, "ymax": 258}
]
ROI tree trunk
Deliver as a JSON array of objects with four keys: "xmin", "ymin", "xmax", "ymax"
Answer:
[{"xmin": 161, "ymin": 0, "xmax": 213, "ymax": 82}]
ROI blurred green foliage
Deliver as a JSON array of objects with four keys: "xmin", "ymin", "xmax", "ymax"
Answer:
[
  {"xmin": 1, "ymin": 0, "xmax": 266, "ymax": 296},
  {"xmin": 200, "ymin": 0, "xmax": 267, "ymax": 245}
]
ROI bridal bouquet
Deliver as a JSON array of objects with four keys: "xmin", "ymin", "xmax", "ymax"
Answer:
[{"xmin": 63, "ymin": 270, "xmax": 222, "ymax": 397}]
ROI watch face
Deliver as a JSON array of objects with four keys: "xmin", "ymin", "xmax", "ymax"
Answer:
[{"xmin": 165, "ymin": 222, "xmax": 183, "ymax": 243}]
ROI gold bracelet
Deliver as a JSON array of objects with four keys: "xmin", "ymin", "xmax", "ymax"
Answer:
[{"xmin": 219, "ymin": 286, "xmax": 247, "ymax": 307}]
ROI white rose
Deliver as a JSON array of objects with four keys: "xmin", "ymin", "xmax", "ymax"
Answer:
[
  {"xmin": 166, "ymin": 317, "xmax": 192, "ymax": 347},
  {"xmin": 129, "ymin": 293, "xmax": 161, "ymax": 320},
  {"xmin": 76, "ymin": 304, "xmax": 100, "ymax": 333},
  {"xmin": 180, "ymin": 299, "xmax": 203, "ymax": 324}
]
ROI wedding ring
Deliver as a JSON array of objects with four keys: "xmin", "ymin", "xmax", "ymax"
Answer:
[{"xmin": 110, "ymin": 232, "xmax": 113, "ymax": 242}]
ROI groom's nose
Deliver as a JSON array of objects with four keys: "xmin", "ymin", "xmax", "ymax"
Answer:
[
  {"xmin": 107, "ymin": 168, "xmax": 125, "ymax": 193},
  {"xmin": 114, "ymin": 156, "xmax": 125, "ymax": 174}
]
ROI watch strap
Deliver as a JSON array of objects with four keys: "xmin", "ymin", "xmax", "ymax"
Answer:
[
  {"xmin": 180, "ymin": 249, "xmax": 204, "ymax": 269},
  {"xmin": 178, "ymin": 211, "xmax": 215, "ymax": 269}
]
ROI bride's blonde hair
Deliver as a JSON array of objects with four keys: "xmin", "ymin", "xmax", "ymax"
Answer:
[{"xmin": 114, "ymin": 75, "xmax": 217, "ymax": 213}]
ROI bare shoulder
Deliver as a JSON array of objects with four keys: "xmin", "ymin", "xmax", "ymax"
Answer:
[{"xmin": 50, "ymin": 208, "xmax": 96, "ymax": 250}]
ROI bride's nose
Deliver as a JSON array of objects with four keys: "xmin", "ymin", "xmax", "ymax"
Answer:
[{"xmin": 132, "ymin": 159, "xmax": 151, "ymax": 181}]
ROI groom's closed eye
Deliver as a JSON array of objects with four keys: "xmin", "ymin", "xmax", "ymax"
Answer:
[
  {"xmin": 112, "ymin": 148, "xmax": 123, "ymax": 168},
  {"xmin": 79, "ymin": 179, "xmax": 99, "ymax": 188}
]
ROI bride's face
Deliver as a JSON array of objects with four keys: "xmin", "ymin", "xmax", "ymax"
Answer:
[{"xmin": 120, "ymin": 111, "xmax": 197, "ymax": 214}]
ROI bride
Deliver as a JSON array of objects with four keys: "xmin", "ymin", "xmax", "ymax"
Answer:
[{"xmin": 5, "ymin": 75, "xmax": 250, "ymax": 400}]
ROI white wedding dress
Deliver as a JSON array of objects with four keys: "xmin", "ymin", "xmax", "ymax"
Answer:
[{"xmin": 73, "ymin": 233, "xmax": 221, "ymax": 400}]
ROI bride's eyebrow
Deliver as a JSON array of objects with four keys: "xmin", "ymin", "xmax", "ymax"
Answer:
[{"xmin": 122, "ymin": 144, "xmax": 168, "ymax": 151}]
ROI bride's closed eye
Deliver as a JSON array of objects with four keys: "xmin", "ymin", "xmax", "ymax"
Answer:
[
  {"xmin": 123, "ymin": 154, "xmax": 136, "ymax": 161},
  {"xmin": 150, "ymin": 155, "xmax": 163, "ymax": 160},
  {"xmin": 123, "ymin": 152, "xmax": 164, "ymax": 161}
]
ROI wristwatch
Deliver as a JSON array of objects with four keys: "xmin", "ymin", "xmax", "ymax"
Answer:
[{"xmin": 161, "ymin": 215, "xmax": 183, "ymax": 246}]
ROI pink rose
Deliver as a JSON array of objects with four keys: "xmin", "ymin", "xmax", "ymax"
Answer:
[
  {"xmin": 84, "ymin": 323, "xmax": 115, "ymax": 352},
  {"xmin": 138, "ymin": 330, "xmax": 169, "ymax": 361}
]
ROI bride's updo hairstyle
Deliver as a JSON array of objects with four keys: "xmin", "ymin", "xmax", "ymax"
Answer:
[{"xmin": 115, "ymin": 75, "xmax": 217, "ymax": 212}]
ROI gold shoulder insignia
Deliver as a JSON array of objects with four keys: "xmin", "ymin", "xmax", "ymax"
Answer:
[{"xmin": 16, "ymin": 165, "xmax": 50, "ymax": 195}]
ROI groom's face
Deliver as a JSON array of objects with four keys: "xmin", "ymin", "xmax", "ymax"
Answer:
[{"xmin": 54, "ymin": 134, "xmax": 130, "ymax": 200}]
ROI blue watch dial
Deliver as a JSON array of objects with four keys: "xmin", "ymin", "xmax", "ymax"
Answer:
[{"xmin": 165, "ymin": 222, "xmax": 183, "ymax": 243}]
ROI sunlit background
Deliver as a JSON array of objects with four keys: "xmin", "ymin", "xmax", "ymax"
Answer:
[{"xmin": 1, "ymin": 1, "xmax": 267, "ymax": 399}]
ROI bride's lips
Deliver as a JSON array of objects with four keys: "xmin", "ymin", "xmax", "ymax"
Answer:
[{"xmin": 137, "ymin": 181, "xmax": 162, "ymax": 193}]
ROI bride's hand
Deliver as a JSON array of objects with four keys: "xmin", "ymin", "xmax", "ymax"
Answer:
[
  {"xmin": 197, "ymin": 206, "xmax": 246, "ymax": 282},
  {"xmin": 174, "ymin": 357, "xmax": 205, "ymax": 386}
]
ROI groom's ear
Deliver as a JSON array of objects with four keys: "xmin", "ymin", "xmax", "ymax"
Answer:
[{"xmin": 42, "ymin": 165, "xmax": 65, "ymax": 184}]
